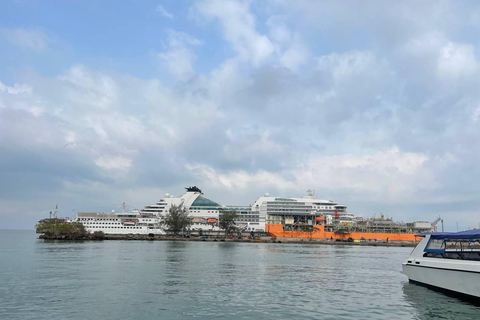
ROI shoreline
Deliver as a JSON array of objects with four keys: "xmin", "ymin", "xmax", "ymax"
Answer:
[{"xmin": 38, "ymin": 234, "xmax": 417, "ymax": 247}]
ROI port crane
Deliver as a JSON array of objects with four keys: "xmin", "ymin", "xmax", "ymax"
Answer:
[{"xmin": 432, "ymin": 216, "xmax": 444, "ymax": 232}]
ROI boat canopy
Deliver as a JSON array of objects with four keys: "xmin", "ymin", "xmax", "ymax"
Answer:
[{"xmin": 417, "ymin": 229, "xmax": 480, "ymax": 240}]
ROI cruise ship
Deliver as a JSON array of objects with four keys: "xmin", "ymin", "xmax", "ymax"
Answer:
[
  {"xmin": 75, "ymin": 207, "xmax": 165, "ymax": 235},
  {"xmin": 141, "ymin": 186, "xmax": 261, "ymax": 231}
]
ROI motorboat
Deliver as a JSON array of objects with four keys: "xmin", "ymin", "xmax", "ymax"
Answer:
[{"xmin": 402, "ymin": 230, "xmax": 480, "ymax": 299}]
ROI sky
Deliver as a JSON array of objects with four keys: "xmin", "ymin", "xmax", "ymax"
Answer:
[{"xmin": 1, "ymin": 0, "xmax": 480, "ymax": 231}]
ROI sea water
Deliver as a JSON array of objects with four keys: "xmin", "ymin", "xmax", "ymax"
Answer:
[{"xmin": 0, "ymin": 230, "xmax": 478, "ymax": 320}]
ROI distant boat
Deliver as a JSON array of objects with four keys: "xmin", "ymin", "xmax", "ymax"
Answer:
[{"xmin": 402, "ymin": 230, "xmax": 480, "ymax": 299}]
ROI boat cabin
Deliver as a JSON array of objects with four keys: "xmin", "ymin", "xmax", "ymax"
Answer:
[{"xmin": 420, "ymin": 230, "xmax": 480, "ymax": 261}]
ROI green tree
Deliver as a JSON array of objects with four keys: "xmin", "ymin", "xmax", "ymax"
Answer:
[
  {"xmin": 163, "ymin": 205, "xmax": 191, "ymax": 236},
  {"xmin": 219, "ymin": 210, "xmax": 238, "ymax": 237},
  {"xmin": 36, "ymin": 220, "xmax": 87, "ymax": 239},
  {"xmin": 334, "ymin": 228, "xmax": 350, "ymax": 237}
]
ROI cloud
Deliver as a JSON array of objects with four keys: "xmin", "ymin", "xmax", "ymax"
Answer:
[
  {"xmin": 317, "ymin": 51, "xmax": 377, "ymax": 82},
  {"xmin": 158, "ymin": 30, "xmax": 203, "ymax": 80},
  {"xmin": 156, "ymin": 4, "xmax": 174, "ymax": 19},
  {"xmin": 2, "ymin": 28, "xmax": 49, "ymax": 51},
  {"xmin": 196, "ymin": 0, "xmax": 274, "ymax": 64},
  {"xmin": 437, "ymin": 42, "xmax": 478, "ymax": 79},
  {"xmin": 0, "ymin": 82, "xmax": 32, "ymax": 95},
  {"xmin": 267, "ymin": 17, "xmax": 310, "ymax": 71},
  {"xmin": 187, "ymin": 147, "xmax": 432, "ymax": 203},
  {"xmin": 95, "ymin": 156, "xmax": 132, "ymax": 169}
]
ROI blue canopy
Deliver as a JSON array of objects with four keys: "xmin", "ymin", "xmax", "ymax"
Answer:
[{"xmin": 416, "ymin": 229, "xmax": 480, "ymax": 240}]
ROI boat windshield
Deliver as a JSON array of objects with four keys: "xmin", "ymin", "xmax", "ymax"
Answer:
[
  {"xmin": 425, "ymin": 239, "xmax": 445, "ymax": 253},
  {"xmin": 423, "ymin": 237, "xmax": 480, "ymax": 261}
]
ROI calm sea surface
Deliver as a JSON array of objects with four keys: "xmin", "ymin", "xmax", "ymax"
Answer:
[{"xmin": 0, "ymin": 230, "xmax": 479, "ymax": 320}]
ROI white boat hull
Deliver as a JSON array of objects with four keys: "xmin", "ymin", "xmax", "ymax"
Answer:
[
  {"xmin": 402, "ymin": 262, "xmax": 480, "ymax": 298},
  {"xmin": 402, "ymin": 234, "xmax": 480, "ymax": 299}
]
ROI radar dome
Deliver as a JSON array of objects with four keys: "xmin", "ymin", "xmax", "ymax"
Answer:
[
  {"xmin": 264, "ymin": 193, "xmax": 270, "ymax": 197},
  {"xmin": 165, "ymin": 193, "xmax": 170, "ymax": 198}
]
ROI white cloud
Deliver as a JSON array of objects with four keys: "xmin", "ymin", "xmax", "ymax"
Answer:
[
  {"xmin": 223, "ymin": 127, "xmax": 285, "ymax": 160},
  {"xmin": 59, "ymin": 65, "xmax": 118, "ymax": 110},
  {"xmin": 279, "ymin": 42, "xmax": 309, "ymax": 71},
  {"xmin": 156, "ymin": 4, "xmax": 174, "ymax": 19},
  {"xmin": 473, "ymin": 105, "xmax": 480, "ymax": 122},
  {"xmin": 158, "ymin": 30, "xmax": 203, "ymax": 80},
  {"xmin": 2, "ymin": 28, "xmax": 49, "ymax": 51},
  {"xmin": 95, "ymin": 156, "xmax": 132, "ymax": 169},
  {"xmin": 28, "ymin": 106, "xmax": 45, "ymax": 117},
  {"xmin": 317, "ymin": 51, "xmax": 376, "ymax": 82},
  {"xmin": 267, "ymin": 17, "xmax": 310, "ymax": 71},
  {"xmin": 293, "ymin": 147, "xmax": 430, "ymax": 195},
  {"xmin": 187, "ymin": 147, "xmax": 433, "ymax": 203},
  {"xmin": 186, "ymin": 163, "xmax": 294, "ymax": 191},
  {"xmin": 0, "ymin": 80, "xmax": 43, "ymax": 116},
  {"xmin": 0, "ymin": 81, "xmax": 32, "ymax": 95},
  {"xmin": 437, "ymin": 42, "xmax": 478, "ymax": 79},
  {"xmin": 196, "ymin": 0, "xmax": 274, "ymax": 64},
  {"xmin": 158, "ymin": 48, "xmax": 196, "ymax": 80}
]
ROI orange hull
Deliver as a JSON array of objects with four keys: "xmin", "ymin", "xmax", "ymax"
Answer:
[{"xmin": 266, "ymin": 224, "xmax": 420, "ymax": 241}]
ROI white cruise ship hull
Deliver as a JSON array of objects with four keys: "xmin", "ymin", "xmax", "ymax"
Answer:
[
  {"xmin": 84, "ymin": 226, "xmax": 166, "ymax": 235},
  {"xmin": 76, "ymin": 211, "xmax": 166, "ymax": 235}
]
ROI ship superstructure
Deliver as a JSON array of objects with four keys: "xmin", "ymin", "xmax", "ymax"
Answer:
[
  {"xmin": 141, "ymin": 186, "xmax": 261, "ymax": 231},
  {"xmin": 251, "ymin": 190, "xmax": 349, "ymax": 228}
]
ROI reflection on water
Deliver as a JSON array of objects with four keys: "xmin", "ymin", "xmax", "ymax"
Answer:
[
  {"xmin": 403, "ymin": 281, "xmax": 480, "ymax": 319},
  {"xmin": 1, "ymin": 230, "xmax": 479, "ymax": 320}
]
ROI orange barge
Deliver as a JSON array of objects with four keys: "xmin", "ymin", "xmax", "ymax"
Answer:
[{"xmin": 266, "ymin": 224, "xmax": 421, "ymax": 241}]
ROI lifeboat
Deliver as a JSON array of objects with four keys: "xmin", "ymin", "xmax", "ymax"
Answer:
[
  {"xmin": 207, "ymin": 218, "xmax": 218, "ymax": 222},
  {"xmin": 123, "ymin": 220, "xmax": 137, "ymax": 225},
  {"xmin": 315, "ymin": 217, "xmax": 325, "ymax": 222}
]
